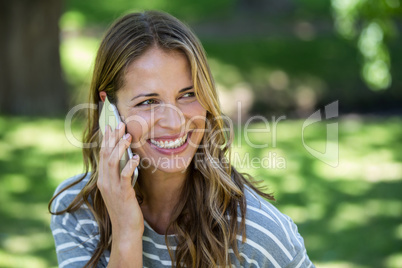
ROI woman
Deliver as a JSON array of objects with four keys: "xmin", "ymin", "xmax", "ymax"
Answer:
[{"xmin": 49, "ymin": 10, "xmax": 315, "ymax": 268}]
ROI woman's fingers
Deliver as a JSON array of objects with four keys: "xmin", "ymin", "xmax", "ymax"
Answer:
[
  {"xmin": 98, "ymin": 122, "xmax": 130, "ymax": 190},
  {"xmin": 100, "ymin": 123, "xmax": 123, "ymax": 160},
  {"xmin": 106, "ymin": 122, "xmax": 125, "ymax": 152},
  {"xmin": 109, "ymin": 132, "xmax": 132, "ymax": 169},
  {"xmin": 121, "ymin": 154, "xmax": 140, "ymax": 187}
]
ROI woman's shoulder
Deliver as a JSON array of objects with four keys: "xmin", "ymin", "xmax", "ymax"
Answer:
[
  {"xmin": 51, "ymin": 173, "xmax": 91, "ymax": 212},
  {"xmin": 243, "ymin": 185, "xmax": 303, "ymax": 243},
  {"xmin": 50, "ymin": 173, "xmax": 108, "ymax": 266},
  {"xmin": 241, "ymin": 185, "xmax": 314, "ymax": 267},
  {"xmin": 50, "ymin": 172, "xmax": 98, "ymax": 237},
  {"xmin": 243, "ymin": 185, "xmax": 288, "ymax": 227}
]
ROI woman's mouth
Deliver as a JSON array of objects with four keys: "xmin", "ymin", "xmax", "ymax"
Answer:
[{"xmin": 149, "ymin": 133, "xmax": 188, "ymax": 149}]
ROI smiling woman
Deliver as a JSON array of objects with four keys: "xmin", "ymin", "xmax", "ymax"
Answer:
[
  {"xmin": 110, "ymin": 48, "xmax": 207, "ymax": 174},
  {"xmin": 48, "ymin": 10, "xmax": 315, "ymax": 268}
]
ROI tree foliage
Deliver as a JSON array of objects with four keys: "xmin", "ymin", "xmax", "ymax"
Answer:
[
  {"xmin": 331, "ymin": 0, "xmax": 402, "ymax": 90},
  {"xmin": 63, "ymin": 0, "xmax": 234, "ymax": 25}
]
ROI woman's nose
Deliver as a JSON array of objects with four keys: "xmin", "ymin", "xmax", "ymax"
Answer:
[{"xmin": 155, "ymin": 104, "xmax": 185, "ymax": 131}]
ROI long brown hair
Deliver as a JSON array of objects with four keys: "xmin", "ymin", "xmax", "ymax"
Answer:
[{"xmin": 49, "ymin": 10, "xmax": 274, "ymax": 268}]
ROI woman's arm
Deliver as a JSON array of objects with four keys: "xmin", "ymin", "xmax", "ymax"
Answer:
[
  {"xmin": 99, "ymin": 123, "xmax": 144, "ymax": 267},
  {"xmin": 107, "ymin": 232, "xmax": 143, "ymax": 267}
]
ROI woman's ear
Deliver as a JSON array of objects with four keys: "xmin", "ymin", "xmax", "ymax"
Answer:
[{"xmin": 99, "ymin": 91, "xmax": 107, "ymax": 102}]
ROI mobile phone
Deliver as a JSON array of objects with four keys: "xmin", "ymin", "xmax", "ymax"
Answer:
[{"xmin": 99, "ymin": 96, "xmax": 138, "ymax": 187}]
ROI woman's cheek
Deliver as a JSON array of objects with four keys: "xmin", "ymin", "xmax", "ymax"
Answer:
[
  {"xmin": 182, "ymin": 103, "xmax": 207, "ymax": 128},
  {"xmin": 186, "ymin": 112, "xmax": 207, "ymax": 147},
  {"xmin": 183, "ymin": 101, "xmax": 206, "ymax": 114},
  {"xmin": 125, "ymin": 113, "xmax": 151, "ymax": 144}
]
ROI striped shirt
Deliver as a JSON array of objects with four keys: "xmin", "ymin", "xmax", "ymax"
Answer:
[{"xmin": 50, "ymin": 174, "xmax": 315, "ymax": 267}]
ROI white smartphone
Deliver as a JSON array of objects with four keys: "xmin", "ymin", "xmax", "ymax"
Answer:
[{"xmin": 99, "ymin": 96, "xmax": 138, "ymax": 187}]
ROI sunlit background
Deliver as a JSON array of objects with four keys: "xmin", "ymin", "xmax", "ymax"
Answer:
[{"xmin": 1, "ymin": 0, "xmax": 401, "ymax": 267}]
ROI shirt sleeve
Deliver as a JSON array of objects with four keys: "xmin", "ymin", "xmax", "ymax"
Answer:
[
  {"xmin": 285, "ymin": 248, "xmax": 314, "ymax": 268},
  {"xmin": 241, "ymin": 187, "xmax": 315, "ymax": 268},
  {"xmin": 50, "ymin": 188, "xmax": 108, "ymax": 268},
  {"xmin": 282, "ymin": 215, "xmax": 315, "ymax": 268}
]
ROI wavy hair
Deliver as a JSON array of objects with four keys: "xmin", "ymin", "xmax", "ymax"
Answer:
[{"xmin": 49, "ymin": 10, "xmax": 274, "ymax": 268}]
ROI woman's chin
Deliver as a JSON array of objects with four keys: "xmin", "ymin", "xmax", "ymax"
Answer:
[
  {"xmin": 139, "ymin": 157, "xmax": 192, "ymax": 175},
  {"xmin": 155, "ymin": 166, "xmax": 189, "ymax": 174}
]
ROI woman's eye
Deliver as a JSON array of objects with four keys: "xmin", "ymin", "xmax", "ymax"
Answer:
[
  {"xmin": 138, "ymin": 99, "xmax": 158, "ymax": 106},
  {"xmin": 182, "ymin": 92, "xmax": 195, "ymax": 98}
]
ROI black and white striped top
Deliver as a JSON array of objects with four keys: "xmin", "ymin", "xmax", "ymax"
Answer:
[{"xmin": 50, "ymin": 174, "xmax": 315, "ymax": 267}]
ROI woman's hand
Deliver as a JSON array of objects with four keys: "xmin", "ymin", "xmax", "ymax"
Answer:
[{"xmin": 98, "ymin": 122, "xmax": 143, "ymax": 267}]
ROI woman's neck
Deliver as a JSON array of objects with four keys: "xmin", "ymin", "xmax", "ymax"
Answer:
[{"xmin": 138, "ymin": 168, "xmax": 187, "ymax": 220}]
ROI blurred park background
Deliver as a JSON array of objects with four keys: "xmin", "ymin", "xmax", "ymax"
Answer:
[{"xmin": 0, "ymin": 0, "xmax": 401, "ymax": 267}]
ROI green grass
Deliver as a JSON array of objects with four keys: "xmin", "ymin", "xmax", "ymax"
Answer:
[
  {"xmin": 232, "ymin": 116, "xmax": 402, "ymax": 267},
  {"xmin": 0, "ymin": 116, "xmax": 84, "ymax": 268},
  {"xmin": 0, "ymin": 116, "xmax": 401, "ymax": 267}
]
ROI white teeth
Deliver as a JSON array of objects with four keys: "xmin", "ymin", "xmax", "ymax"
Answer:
[
  {"xmin": 174, "ymin": 139, "xmax": 180, "ymax": 147},
  {"xmin": 150, "ymin": 134, "xmax": 188, "ymax": 149}
]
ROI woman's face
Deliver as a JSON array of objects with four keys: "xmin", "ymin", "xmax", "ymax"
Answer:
[{"xmin": 115, "ymin": 47, "xmax": 207, "ymax": 174}]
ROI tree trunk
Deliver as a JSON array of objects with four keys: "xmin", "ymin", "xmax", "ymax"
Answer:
[{"xmin": 0, "ymin": 0, "xmax": 67, "ymax": 116}]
